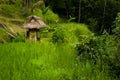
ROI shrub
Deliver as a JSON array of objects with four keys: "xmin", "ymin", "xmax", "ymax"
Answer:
[
  {"xmin": 112, "ymin": 12, "xmax": 120, "ymax": 43},
  {"xmin": 115, "ymin": 12, "xmax": 120, "ymax": 27},
  {"xmin": 75, "ymin": 31, "xmax": 120, "ymax": 79},
  {"xmin": 50, "ymin": 23, "xmax": 92, "ymax": 43},
  {"xmin": 45, "ymin": 9, "xmax": 60, "ymax": 23},
  {"xmin": 51, "ymin": 27, "xmax": 66, "ymax": 43},
  {"xmin": 33, "ymin": 8, "xmax": 60, "ymax": 24},
  {"xmin": 11, "ymin": 33, "xmax": 26, "ymax": 42}
]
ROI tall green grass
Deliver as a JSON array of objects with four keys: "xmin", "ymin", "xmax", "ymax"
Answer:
[
  {"xmin": 0, "ymin": 29, "xmax": 10, "ymax": 43},
  {"xmin": 0, "ymin": 40, "xmax": 113, "ymax": 80},
  {"xmin": 0, "ymin": 41, "xmax": 76, "ymax": 80}
]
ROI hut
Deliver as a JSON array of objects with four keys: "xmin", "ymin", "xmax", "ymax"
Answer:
[{"xmin": 23, "ymin": 15, "xmax": 47, "ymax": 41}]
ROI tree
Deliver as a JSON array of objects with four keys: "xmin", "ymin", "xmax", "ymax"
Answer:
[
  {"xmin": 101, "ymin": 0, "xmax": 107, "ymax": 33},
  {"xmin": 78, "ymin": 0, "xmax": 81, "ymax": 22}
]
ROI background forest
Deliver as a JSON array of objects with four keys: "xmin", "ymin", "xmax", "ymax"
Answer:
[{"xmin": 0, "ymin": 0, "xmax": 120, "ymax": 80}]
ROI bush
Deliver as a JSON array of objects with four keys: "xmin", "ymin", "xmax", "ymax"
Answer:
[
  {"xmin": 45, "ymin": 9, "xmax": 60, "ymax": 23},
  {"xmin": 51, "ymin": 27, "xmax": 66, "ymax": 43},
  {"xmin": 75, "ymin": 31, "xmax": 120, "ymax": 79},
  {"xmin": 112, "ymin": 12, "xmax": 120, "ymax": 43},
  {"xmin": 50, "ymin": 23, "xmax": 92, "ymax": 43},
  {"xmin": 11, "ymin": 33, "xmax": 26, "ymax": 42},
  {"xmin": 33, "ymin": 8, "xmax": 60, "ymax": 24},
  {"xmin": 115, "ymin": 12, "xmax": 120, "ymax": 27}
]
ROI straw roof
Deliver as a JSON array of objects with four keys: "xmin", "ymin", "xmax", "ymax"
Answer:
[{"xmin": 23, "ymin": 15, "xmax": 47, "ymax": 29}]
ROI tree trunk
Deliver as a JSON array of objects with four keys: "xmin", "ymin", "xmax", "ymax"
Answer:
[
  {"xmin": 101, "ymin": 0, "xmax": 107, "ymax": 33},
  {"xmin": 64, "ymin": 0, "xmax": 69, "ymax": 19},
  {"xmin": 78, "ymin": 0, "xmax": 81, "ymax": 22}
]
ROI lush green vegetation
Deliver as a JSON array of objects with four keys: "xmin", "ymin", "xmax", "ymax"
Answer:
[
  {"xmin": 0, "ymin": 41, "xmax": 116, "ymax": 80},
  {"xmin": 0, "ymin": 0, "xmax": 120, "ymax": 80}
]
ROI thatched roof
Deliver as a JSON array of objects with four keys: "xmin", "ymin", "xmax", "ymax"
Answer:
[{"xmin": 23, "ymin": 15, "xmax": 47, "ymax": 29}]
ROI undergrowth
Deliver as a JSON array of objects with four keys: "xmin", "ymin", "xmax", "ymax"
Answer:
[{"xmin": 0, "ymin": 41, "xmax": 113, "ymax": 80}]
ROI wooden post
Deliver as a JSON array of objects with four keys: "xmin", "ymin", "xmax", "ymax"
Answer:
[
  {"xmin": 34, "ymin": 31, "xmax": 37, "ymax": 41},
  {"xmin": 26, "ymin": 29, "xmax": 30, "ymax": 38}
]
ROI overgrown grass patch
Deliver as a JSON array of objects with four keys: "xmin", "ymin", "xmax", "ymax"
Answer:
[
  {"xmin": 0, "ymin": 41, "xmax": 114, "ymax": 80},
  {"xmin": 0, "ymin": 41, "xmax": 76, "ymax": 80}
]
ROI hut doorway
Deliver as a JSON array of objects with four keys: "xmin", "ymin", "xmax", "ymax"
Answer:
[{"xmin": 26, "ymin": 28, "xmax": 39, "ymax": 41}]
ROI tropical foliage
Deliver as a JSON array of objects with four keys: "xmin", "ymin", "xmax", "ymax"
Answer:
[{"xmin": 0, "ymin": 0, "xmax": 120, "ymax": 80}]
